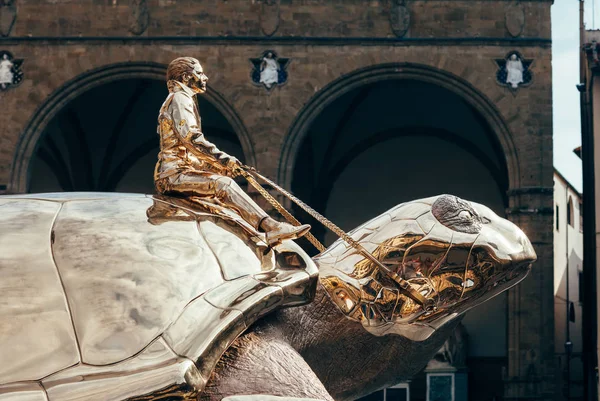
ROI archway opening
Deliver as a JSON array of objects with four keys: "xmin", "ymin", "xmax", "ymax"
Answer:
[
  {"xmin": 28, "ymin": 78, "xmax": 245, "ymax": 193},
  {"xmin": 290, "ymin": 78, "xmax": 509, "ymax": 398},
  {"xmin": 292, "ymin": 79, "xmax": 508, "ymax": 240}
]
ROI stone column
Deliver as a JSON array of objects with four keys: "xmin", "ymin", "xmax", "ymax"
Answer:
[{"xmin": 504, "ymin": 189, "xmax": 555, "ymax": 400}]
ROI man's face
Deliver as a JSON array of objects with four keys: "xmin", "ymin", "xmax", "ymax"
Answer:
[{"xmin": 187, "ymin": 62, "xmax": 208, "ymax": 94}]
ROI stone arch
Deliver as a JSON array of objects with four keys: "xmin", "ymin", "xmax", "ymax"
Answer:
[
  {"xmin": 279, "ymin": 62, "xmax": 519, "ymax": 193},
  {"xmin": 282, "ymin": 63, "xmax": 518, "ymax": 367},
  {"xmin": 10, "ymin": 62, "xmax": 254, "ymax": 193}
]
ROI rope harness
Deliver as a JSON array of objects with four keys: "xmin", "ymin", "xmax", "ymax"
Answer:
[{"xmin": 232, "ymin": 165, "xmax": 434, "ymax": 311}]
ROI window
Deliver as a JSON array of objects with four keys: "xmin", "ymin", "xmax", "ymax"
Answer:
[
  {"xmin": 580, "ymin": 202, "xmax": 584, "ymax": 233},
  {"xmin": 555, "ymin": 205, "xmax": 559, "ymax": 231},
  {"xmin": 567, "ymin": 197, "xmax": 574, "ymax": 228}
]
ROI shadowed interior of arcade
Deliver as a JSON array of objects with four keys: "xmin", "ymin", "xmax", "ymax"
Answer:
[
  {"xmin": 289, "ymin": 79, "xmax": 510, "ymax": 401},
  {"xmin": 28, "ymin": 78, "xmax": 245, "ymax": 194}
]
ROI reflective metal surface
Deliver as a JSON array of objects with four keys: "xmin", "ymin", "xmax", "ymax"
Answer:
[
  {"xmin": 153, "ymin": 58, "xmax": 311, "ymax": 246},
  {"xmin": 198, "ymin": 219, "xmax": 265, "ymax": 279},
  {"xmin": 0, "ymin": 192, "xmax": 531, "ymax": 398},
  {"xmin": 43, "ymin": 337, "xmax": 203, "ymax": 401},
  {"xmin": 154, "ymin": 58, "xmax": 269, "ymax": 232},
  {"xmin": 155, "ymin": 61, "xmax": 230, "ymax": 182},
  {"xmin": 52, "ymin": 197, "xmax": 222, "ymax": 365},
  {"xmin": 0, "ymin": 383, "xmax": 47, "ymax": 401},
  {"xmin": 316, "ymin": 194, "xmax": 536, "ymax": 341},
  {"xmin": 0, "ymin": 199, "xmax": 79, "ymax": 385},
  {"xmin": 164, "ymin": 297, "xmax": 247, "ymax": 381},
  {"xmin": 0, "ymin": 192, "xmax": 318, "ymax": 399}
]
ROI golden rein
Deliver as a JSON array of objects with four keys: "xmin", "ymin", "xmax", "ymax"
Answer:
[{"xmin": 232, "ymin": 165, "xmax": 432, "ymax": 309}]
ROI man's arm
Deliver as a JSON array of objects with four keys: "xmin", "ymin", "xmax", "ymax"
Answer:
[{"xmin": 170, "ymin": 92, "xmax": 239, "ymax": 166}]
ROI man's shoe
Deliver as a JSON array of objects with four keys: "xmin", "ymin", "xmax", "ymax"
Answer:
[{"xmin": 261, "ymin": 218, "xmax": 311, "ymax": 246}]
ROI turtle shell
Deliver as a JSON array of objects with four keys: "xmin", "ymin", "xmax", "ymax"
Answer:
[{"xmin": 0, "ymin": 193, "xmax": 318, "ymax": 400}]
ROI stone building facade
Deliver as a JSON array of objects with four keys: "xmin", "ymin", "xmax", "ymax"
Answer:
[
  {"xmin": 553, "ymin": 169, "xmax": 584, "ymax": 401},
  {"xmin": 0, "ymin": 0, "xmax": 554, "ymax": 399}
]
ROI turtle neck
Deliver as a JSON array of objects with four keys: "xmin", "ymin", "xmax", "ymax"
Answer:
[{"xmin": 273, "ymin": 285, "xmax": 460, "ymax": 400}]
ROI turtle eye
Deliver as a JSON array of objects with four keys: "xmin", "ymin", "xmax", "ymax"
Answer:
[
  {"xmin": 432, "ymin": 195, "xmax": 482, "ymax": 234},
  {"xmin": 458, "ymin": 210, "xmax": 473, "ymax": 219}
]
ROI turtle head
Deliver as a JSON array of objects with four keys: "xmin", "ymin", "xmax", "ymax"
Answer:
[{"xmin": 315, "ymin": 194, "xmax": 536, "ymax": 341}]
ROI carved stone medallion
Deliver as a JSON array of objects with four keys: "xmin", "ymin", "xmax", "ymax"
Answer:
[
  {"xmin": 0, "ymin": 51, "xmax": 23, "ymax": 91},
  {"xmin": 0, "ymin": 0, "xmax": 17, "ymax": 37},
  {"xmin": 390, "ymin": 0, "xmax": 410, "ymax": 38},
  {"xmin": 259, "ymin": 0, "xmax": 280, "ymax": 37},
  {"xmin": 505, "ymin": 3, "xmax": 525, "ymax": 38},
  {"xmin": 495, "ymin": 51, "xmax": 533, "ymax": 93},
  {"xmin": 250, "ymin": 50, "xmax": 289, "ymax": 91},
  {"xmin": 129, "ymin": 0, "xmax": 149, "ymax": 36}
]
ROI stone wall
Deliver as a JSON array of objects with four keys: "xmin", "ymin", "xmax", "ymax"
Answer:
[
  {"xmin": 0, "ymin": 43, "xmax": 552, "ymax": 190},
  {"xmin": 9, "ymin": 0, "xmax": 549, "ymax": 39}
]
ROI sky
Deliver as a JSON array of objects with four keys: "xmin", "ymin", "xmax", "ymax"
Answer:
[{"xmin": 553, "ymin": 0, "xmax": 585, "ymax": 193}]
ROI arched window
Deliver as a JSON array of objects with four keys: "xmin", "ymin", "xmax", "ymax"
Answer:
[{"xmin": 567, "ymin": 197, "xmax": 574, "ymax": 228}]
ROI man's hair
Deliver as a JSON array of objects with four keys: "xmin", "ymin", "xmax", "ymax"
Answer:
[{"xmin": 166, "ymin": 57, "xmax": 198, "ymax": 82}]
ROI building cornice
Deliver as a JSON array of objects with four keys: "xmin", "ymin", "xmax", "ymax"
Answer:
[{"xmin": 0, "ymin": 36, "xmax": 552, "ymax": 47}]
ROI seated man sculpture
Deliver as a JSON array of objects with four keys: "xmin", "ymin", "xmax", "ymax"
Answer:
[{"xmin": 153, "ymin": 57, "xmax": 310, "ymax": 246}]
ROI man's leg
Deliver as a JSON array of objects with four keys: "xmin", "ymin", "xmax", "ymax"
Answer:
[{"xmin": 159, "ymin": 173, "xmax": 310, "ymax": 245}]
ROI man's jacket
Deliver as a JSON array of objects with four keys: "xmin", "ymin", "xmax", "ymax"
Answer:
[{"xmin": 155, "ymin": 80, "xmax": 232, "ymax": 180}]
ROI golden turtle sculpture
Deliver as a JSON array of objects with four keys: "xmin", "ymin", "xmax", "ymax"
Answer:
[{"xmin": 0, "ymin": 193, "xmax": 535, "ymax": 401}]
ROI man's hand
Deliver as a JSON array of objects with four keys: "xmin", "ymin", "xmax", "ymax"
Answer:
[
  {"xmin": 222, "ymin": 155, "xmax": 243, "ymax": 175},
  {"xmin": 222, "ymin": 155, "xmax": 241, "ymax": 167}
]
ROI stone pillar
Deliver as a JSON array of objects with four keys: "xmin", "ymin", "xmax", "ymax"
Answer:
[
  {"xmin": 591, "ymin": 74, "xmax": 600, "ymax": 401},
  {"xmin": 504, "ymin": 189, "xmax": 555, "ymax": 400}
]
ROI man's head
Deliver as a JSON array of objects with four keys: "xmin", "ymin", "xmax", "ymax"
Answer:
[{"xmin": 167, "ymin": 57, "xmax": 208, "ymax": 94}]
